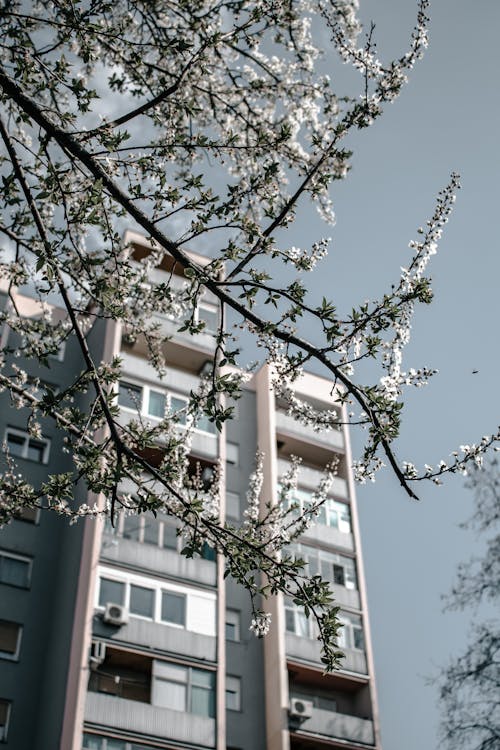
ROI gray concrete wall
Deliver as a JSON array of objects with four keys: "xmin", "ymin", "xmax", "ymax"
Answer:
[{"xmin": 225, "ymin": 388, "xmax": 267, "ymax": 750}]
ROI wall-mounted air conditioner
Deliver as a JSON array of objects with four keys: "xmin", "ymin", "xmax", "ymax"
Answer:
[
  {"xmin": 289, "ymin": 698, "xmax": 314, "ymax": 719},
  {"xmin": 103, "ymin": 602, "xmax": 129, "ymax": 626}
]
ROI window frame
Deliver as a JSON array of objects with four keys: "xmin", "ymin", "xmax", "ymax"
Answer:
[
  {"xmin": 225, "ymin": 609, "xmax": 241, "ymax": 642},
  {"xmin": 96, "ymin": 566, "xmax": 216, "ymax": 636},
  {"xmin": 0, "ymin": 699, "xmax": 11, "ymax": 742},
  {"xmin": 152, "ymin": 661, "xmax": 216, "ymax": 718},
  {"xmin": 0, "ymin": 620, "xmax": 22, "ymax": 661},
  {"xmin": 117, "ymin": 380, "xmax": 216, "ymax": 435},
  {"xmin": 225, "ymin": 675, "xmax": 242, "ymax": 712},
  {"xmin": 0, "ymin": 550, "xmax": 32, "ymax": 589},
  {"xmin": 4, "ymin": 427, "xmax": 50, "ymax": 464}
]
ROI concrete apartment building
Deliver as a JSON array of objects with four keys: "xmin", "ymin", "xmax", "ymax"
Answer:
[{"xmin": 0, "ymin": 233, "xmax": 381, "ymax": 750}]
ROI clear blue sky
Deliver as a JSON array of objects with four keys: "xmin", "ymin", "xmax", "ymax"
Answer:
[{"xmin": 291, "ymin": 2, "xmax": 499, "ymax": 748}]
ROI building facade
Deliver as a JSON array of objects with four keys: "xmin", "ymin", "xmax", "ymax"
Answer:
[{"xmin": 0, "ymin": 233, "xmax": 381, "ymax": 750}]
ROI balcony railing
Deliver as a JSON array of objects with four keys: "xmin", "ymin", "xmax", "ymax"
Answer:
[
  {"xmin": 85, "ymin": 692, "xmax": 215, "ymax": 747},
  {"xmin": 275, "ymin": 409, "xmax": 345, "ymax": 451},
  {"xmin": 292, "ymin": 706, "xmax": 374, "ymax": 746},
  {"xmin": 278, "ymin": 459, "xmax": 348, "ymax": 500},
  {"xmin": 92, "ymin": 616, "xmax": 217, "ymax": 662},
  {"xmin": 100, "ymin": 535, "xmax": 217, "ymax": 587},
  {"xmin": 116, "ymin": 409, "xmax": 218, "ymax": 460},
  {"xmin": 285, "ymin": 633, "xmax": 367, "ymax": 675},
  {"xmin": 301, "ymin": 523, "xmax": 354, "ymax": 552}
]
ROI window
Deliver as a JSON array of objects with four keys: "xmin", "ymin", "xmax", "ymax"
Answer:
[
  {"xmin": 281, "ymin": 486, "xmax": 351, "ymax": 533},
  {"xmin": 83, "ymin": 734, "xmax": 163, "ymax": 750},
  {"xmin": 130, "ymin": 585, "xmax": 155, "ymax": 618},
  {"xmin": 338, "ymin": 612, "xmax": 365, "ymax": 651},
  {"xmin": 285, "ymin": 598, "xmax": 315, "ymax": 639},
  {"xmin": 197, "ymin": 302, "xmax": 218, "ymax": 333},
  {"xmin": 117, "ymin": 382, "xmax": 214, "ymax": 435},
  {"xmin": 0, "ymin": 700, "xmax": 10, "ymax": 742},
  {"xmin": 118, "ymin": 381, "xmax": 142, "ymax": 410},
  {"xmin": 147, "ymin": 389, "xmax": 166, "ymax": 419},
  {"xmin": 226, "ymin": 442, "xmax": 239, "ymax": 465},
  {"xmin": 0, "ymin": 621, "xmax": 22, "ymax": 660},
  {"xmin": 225, "ymin": 610, "xmax": 240, "ymax": 641},
  {"xmin": 97, "ymin": 567, "xmax": 216, "ymax": 637},
  {"xmin": 14, "ymin": 507, "xmax": 39, "ymax": 524},
  {"xmin": 161, "ymin": 592, "xmax": 186, "ymax": 626},
  {"xmin": 226, "ymin": 676, "xmax": 241, "ymax": 711},
  {"xmin": 4, "ymin": 428, "xmax": 50, "ymax": 464},
  {"xmin": 291, "ymin": 544, "xmax": 357, "ymax": 590},
  {"xmin": 0, "ymin": 552, "xmax": 31, "ymax": 589},
  {"xmin": 153, "ymin": 661, "xmax": 215, "ymax": 718},
  {"xmin": 226, "ymin": 492, "xmax": 240, "ymax": 521},
  {"xmin": 122, "ymin": 514, "xmax": 141, "ymax": 542},
  {"xmin": 98, "ymin": 578, "xmax": 125, "ymax": 607}
]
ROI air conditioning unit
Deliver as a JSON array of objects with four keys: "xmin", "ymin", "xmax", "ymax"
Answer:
[
  {"xmin": 289, "ymin": 698, "xmax": 314, "ymax": 719},
  {"xmin": 89, "ymin": 640, "xmax": 106, "ymax": 669},
  {"xmin": 103, "ymin": 602, "xmax": 129, "ymax": 626}
]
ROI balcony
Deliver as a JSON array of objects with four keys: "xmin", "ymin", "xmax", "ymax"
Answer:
[
  {"xmin": 92, "ymin": 616, "xmax": 216, "ymax": 662},
  {"xmin": 100, "ymin": 534, "xmax": 217, "ymax": 587},
  {"xmin": 301, "ymin": 524, "xmax": 354, "ymax": 552},
  {"xmin": 331, "ymin": 584, "xmax": 360, "ymax": 611},
  {"xmin": 116, "ymin": 408, "xmax": 218, "ymax": 460},
  {"xmin": 85, "ymin": 692, "xmax": 215, "ymax": 747},
  {"xmin": 278, "ymin": 460, "xmax": 348, "ymax": 501},
  {"xmin": 276, "ymin": 409, "xmax": 344, "ymax": 452},
  {"xmin": 291, "ymin": 706, "xmax": 374, "ymax": 746},
  {"xmin": 285, "ymin": 633, "xmax": 367, "ymax": 676}
]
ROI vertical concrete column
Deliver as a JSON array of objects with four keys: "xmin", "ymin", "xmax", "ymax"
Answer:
[
  {"xmin": 60, "ymin": 318, "xmax": 122, "ymax": 750},
  {"xmin": 216, "ymin": 403, "xmax": 227, "ymax": 750},
  {"xmin": 254, "ymin": 365, "xmax": 290, "ymax": 750},
  {"xmin": 343, "ymin": 406, "xmax": 382, "ymax": 749}
]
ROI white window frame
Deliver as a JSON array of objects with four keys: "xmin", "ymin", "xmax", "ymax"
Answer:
[
  {"xmin": 292, "ymin": 543, "xmax": 358, "ymax": 591},
  {"xmin": 4, "ymin": 427, "xmax": 50, "ymax": 464},
  {"xmin": 283, "ymin": 486, "xmax": 351, "ymax": 533},
  {"xmin": 0, "ymin": 550, "xmax": 32, "ymax": 589},
  {"xmin": 96, "ymin": 566, "xmax": 216, "ymax": 636},
  {"xmin": 338, "ymin": 612, "xmax": 365, "ymax": 651},
  {"xmin": 196, "ymin": 301, "xmax": 219, "ymax": 334},
  {"xmin": 152, "ymin": 659, "xmax": 216, "ymax": 718},
  {"xmin": 0, "ymin": 620, "xmax": 22, "ymax": 661},
  {"xmin": 117, "ymin": 380, "xmax": 216, "ymax": 436}
]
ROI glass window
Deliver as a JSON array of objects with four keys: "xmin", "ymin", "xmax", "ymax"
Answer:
[
  {"xmin": 0, "ymin": 700, "xmax": 10, "ymax": 741},
  {"xmin": 5, "ymin": 429, "xmax": 49, "ymax": 464},
  {"xmin": 226, "ymin": 492, "xmax": 240, "ymax": 520},
  {"xmin": 155, "ymin": 677, "xmax": 186, "ymax": 711},
  {"xmin": 226, "ymin": 676, "xmax": 241, "ymax": 711},
  {"xmin": 226, "ymin": 442, "xmax": 239, "ymax": 465},
  {"xmin": 98, "ymin": 578, "xmax": 125, "ymax": 607},
  {"xmin": 143, "ymin": 515, "xmax": 159, "ymax": 546},
  {"xmin": 6, "ymin": 432, "xmax": 25, "ymax": 457},
  {"xmin": 0, "ymin": 552, "xmax": 31, "ymax": 588},
  {"xmin": 195, "ymin": 414, "xmax": 216, "ymax": 434},
  {"xmin": 333, "ymin": 564, "xmax": 345, "ymax": 587},
  {"xmin": 161, "ymin": 592, "xmax": 186, "ymax": 626},
  {"xmin": 0, "ymin": 620, "xmax": 21, "ymax": 659},
  {"xmin": 118, "ymin": 381, "xmax": 142, "ymax": 410},
  {"xmin": 122, "ymin": 514, "xmax": 141, "ymax": 541},
  {"xmin": 15, "ymin": 507, "xmax": 39, "ymax": 523},
  {"xmin": 191, "ymin": 668, "xmax": 216, "ymax": 717},
  {"xmin": 107, "ymin": 740, "xmax": 127, "ymax": 750},
  {"xmin": 170, "ymin": 395, "xmax": 188, "ymax": 425},
  {"xmin": 197, "ymin": 304, "xmax": 218, "ymax": 333},
  {"xmin": 353, "ymin": 627, "xmax": 364, "ymax": 650},
  {"xmin": 148, "ymin": 390, "xmax": 166, "ymax": 418},
  {"xmin": 130, "ymin": 585, "xmax": 155, "ymax": 618},
  {"xmin": 201, "ymin": 542, "xmax": 216, "ymax": 562},
  {"xmin": 27, "ymin": 439, "xmax": 45, "ymax": 462},
  {"xmin": 162, "ymin": 524, "xmax": 178, "ymax": 550},
  {"xmin": 225, "ymin": 610, "xmax": 240, "ymax": 641},
  {"xmin": 82, "ymin": 734, "xmax": 101, "ymax": 750}
]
